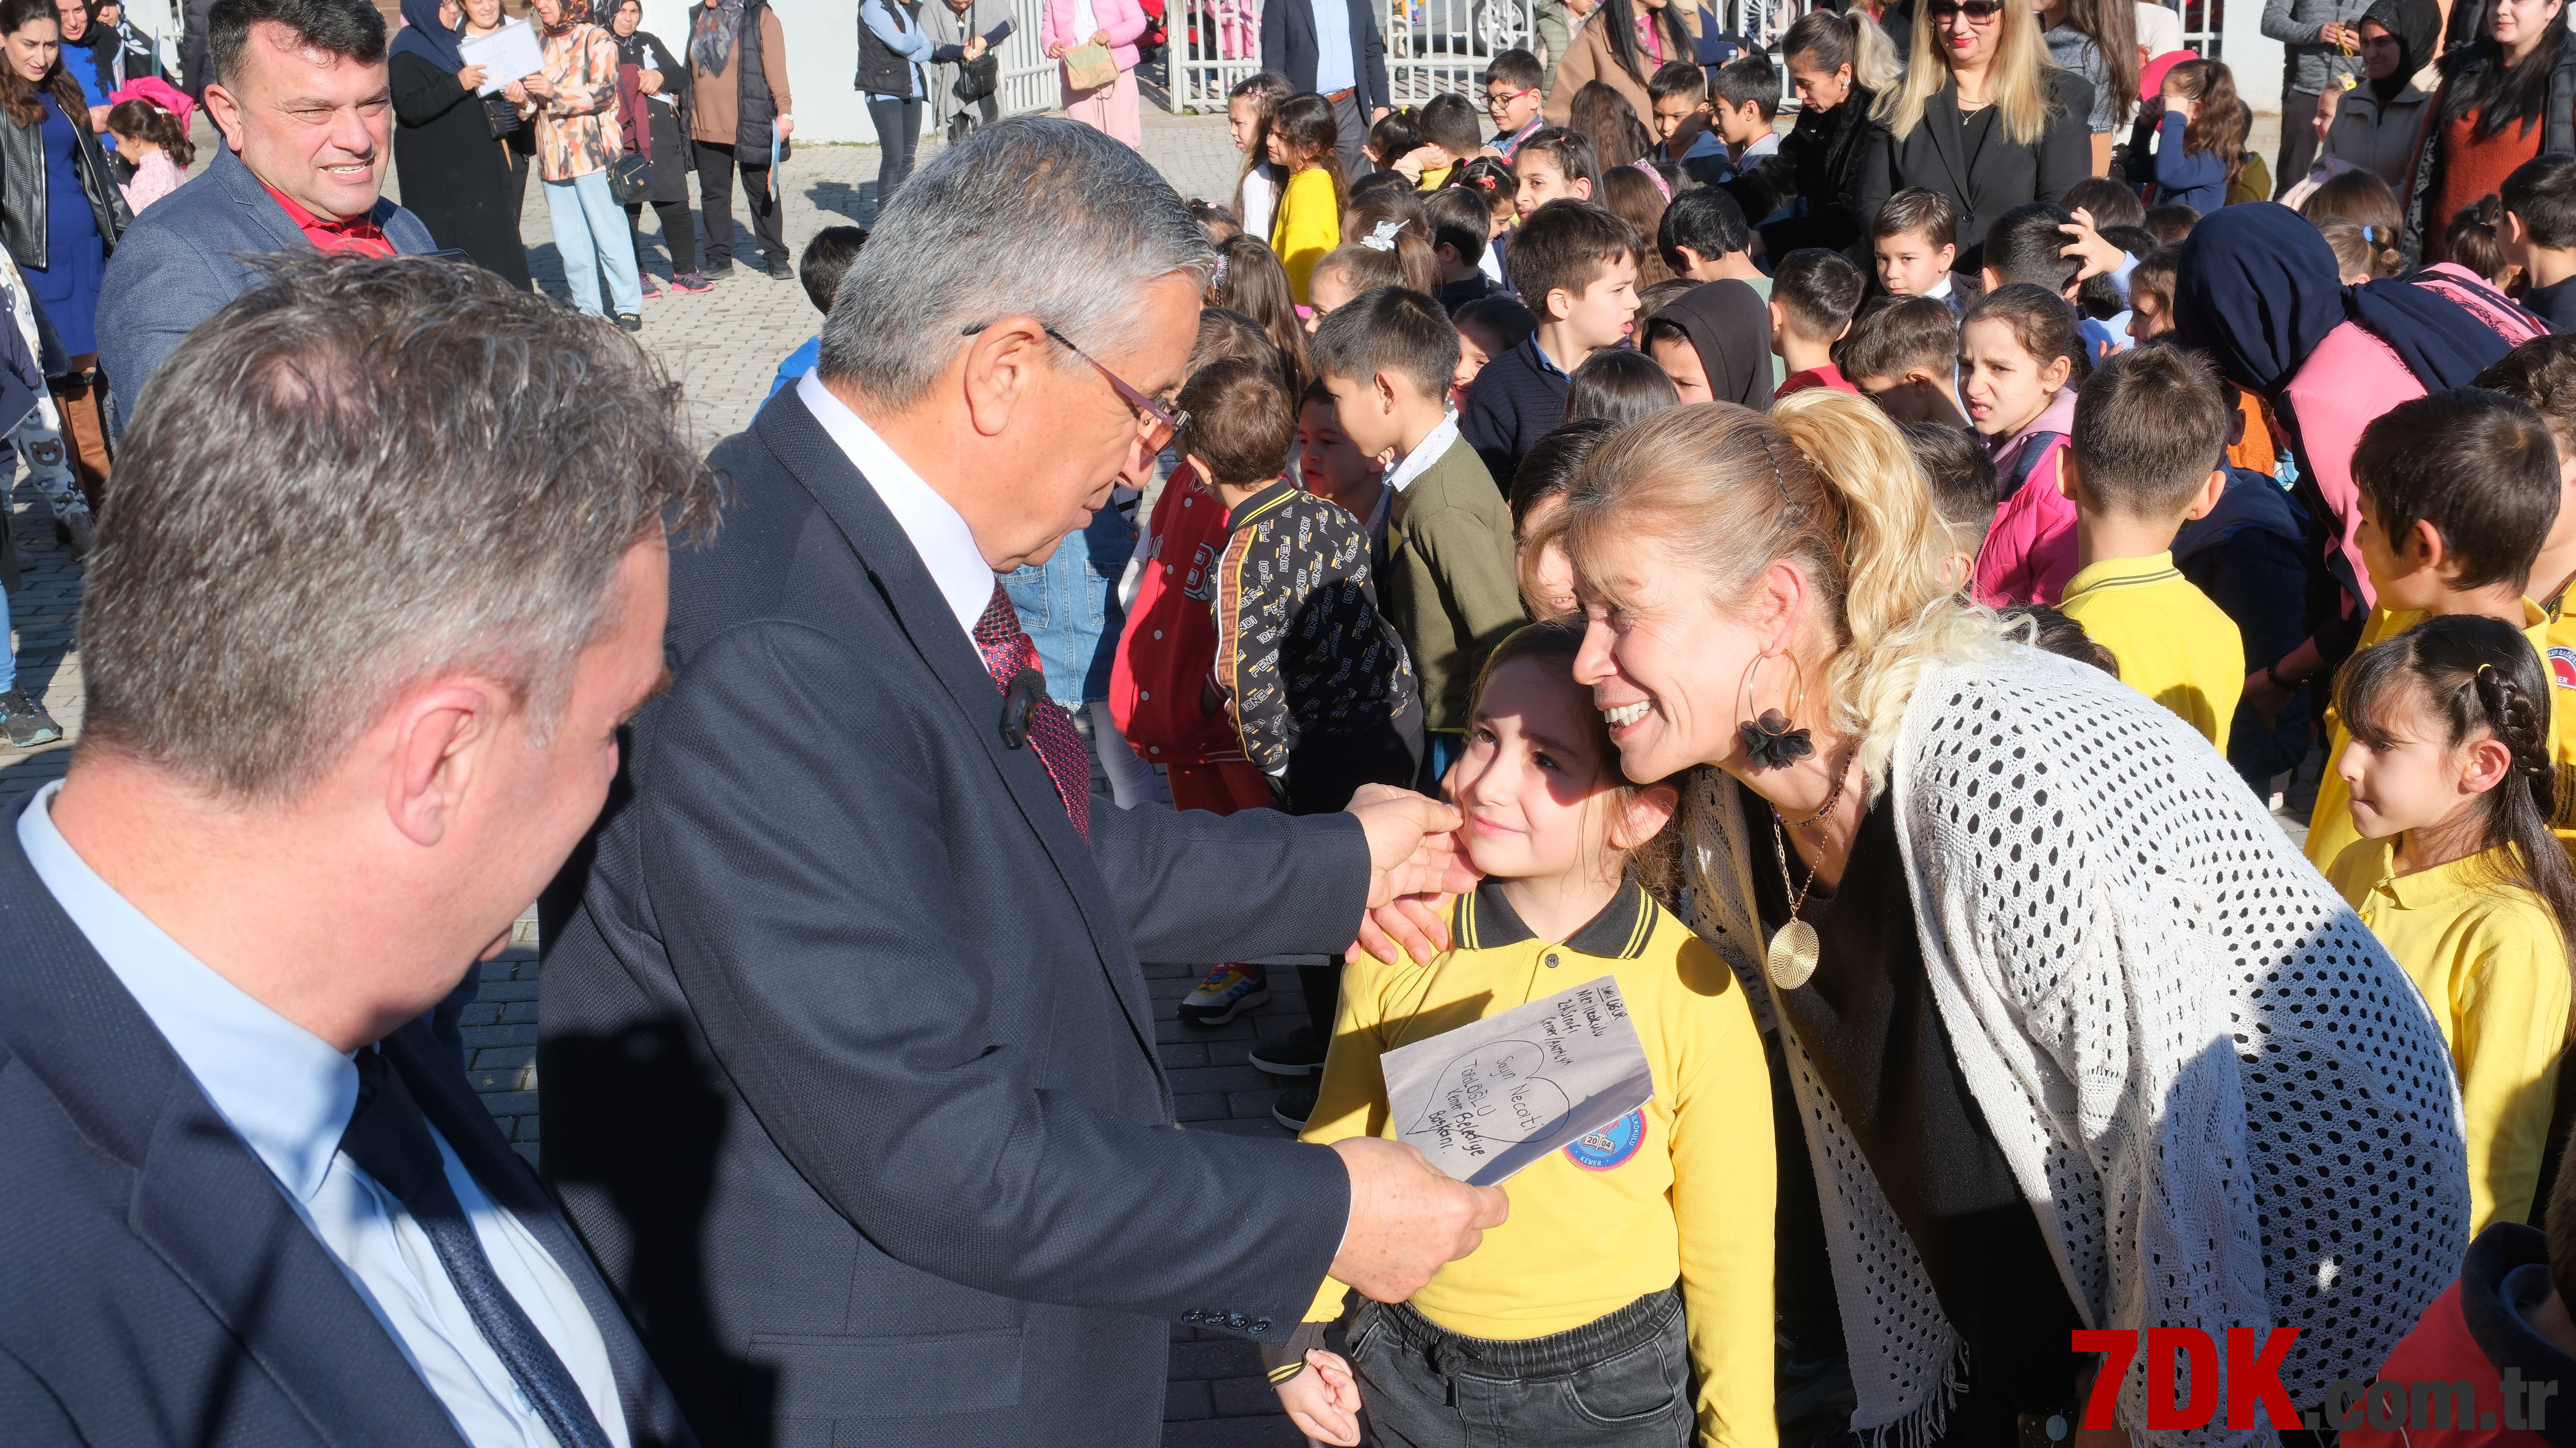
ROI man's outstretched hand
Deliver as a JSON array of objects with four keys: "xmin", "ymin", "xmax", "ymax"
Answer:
[
  {"xmin": 1344, "ymin": 784, "xmax": 1479, "ymax": 966},
  {"xmin": 1328, "ymin": 1136, "xmax": 1509, "ymax": 1301}
]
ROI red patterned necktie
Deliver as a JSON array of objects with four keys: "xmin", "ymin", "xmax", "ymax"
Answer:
[{"xmin": 971, "ymin": 580, "xmax": 1093, "ymax": 841}]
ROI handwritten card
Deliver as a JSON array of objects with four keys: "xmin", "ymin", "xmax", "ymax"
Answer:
[
  {"xmin": 1379, "ymin": 976, "xmax": 1654, "ymax": 1187},
  {"xmin": 458, "ymin": 18, "xmax": 543, "ymax": 96}
]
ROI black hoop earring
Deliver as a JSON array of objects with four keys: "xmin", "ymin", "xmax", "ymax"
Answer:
[{"xmin": 1737, "ymin": 650, "xmax": 1814, "ymax": 772}]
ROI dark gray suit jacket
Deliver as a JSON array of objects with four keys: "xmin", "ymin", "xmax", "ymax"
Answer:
[
  {"xmin": 538, "ymin": 386, "xmax": 1362, "ymax": 1448},
  {"xmin": 95, "ymin": 145, "xmax": 437, "ymax": 437},
  {"xmin": 0, "ymin": 814, "xmax": 698, "ymax": 1448}
]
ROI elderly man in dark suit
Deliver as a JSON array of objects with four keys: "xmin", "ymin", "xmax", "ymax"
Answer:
[
  {"xmin": 97, "ymin": 0, "xmax": 437, "ymax": 437},
  {"xmin": 539, "ymin": 116, "xmax": 1504, "ymax": 1448},
  {"xmin": 0, "ymin": 258, "xmax": 709, "ymax": 1445}
]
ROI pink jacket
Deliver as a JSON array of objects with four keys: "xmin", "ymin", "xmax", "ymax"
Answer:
[
  {"xmin": 2281, "ymin": 264, "xmax": 2545, "ymax": 618},
  {"xmin": 1041, "ymin": 0, "xmax": 1146, "ymax": 72},
  {"xmin": 1973, "ymin": 387, "xmax": 2081, "ymax": 608}
]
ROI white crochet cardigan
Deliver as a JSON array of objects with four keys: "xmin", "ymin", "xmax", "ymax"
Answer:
[{"xmin": 1682, "ymin": 646, "xmax": 2471, "ymax": 1446}]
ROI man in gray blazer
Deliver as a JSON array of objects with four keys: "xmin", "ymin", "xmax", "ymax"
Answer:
[{"xmin": 97, "ymin": 0, "xmax": 435, "ymax": 436}]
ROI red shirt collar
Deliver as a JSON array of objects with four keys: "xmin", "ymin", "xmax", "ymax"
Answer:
[{"xmin": 258, "ymin": 179, "xmax": 394, "ymax": 258}]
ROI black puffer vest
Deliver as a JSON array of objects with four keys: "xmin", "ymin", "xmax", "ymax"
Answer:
[
  {"xmin": 728, "ymin": 0, "xmax": 779, "ymax": 151},
  {"xmin": 854, "ymin": 0, "xmax": 924, "ymax": 99}
]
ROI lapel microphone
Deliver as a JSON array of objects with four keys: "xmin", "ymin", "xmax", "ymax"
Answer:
[{"xmin": 999, "ymin": 668, "xmax": 1046, "ymax": 749}]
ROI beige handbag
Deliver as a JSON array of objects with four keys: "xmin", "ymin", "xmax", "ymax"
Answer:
[{"xmin": 1063, "ymin": 41, "xmax": 1117, "ymax": 90}]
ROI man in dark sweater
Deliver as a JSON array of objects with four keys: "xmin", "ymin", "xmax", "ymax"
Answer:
[{"xmin": 1461, "ymin": 199, "xmax": 1638, "ymax": 485}]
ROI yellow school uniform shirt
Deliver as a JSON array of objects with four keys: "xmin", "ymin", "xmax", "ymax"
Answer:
[
  {"xmin": 2057, "ymin": 551, "xmax": 2244, "ymax": 752},
  {"xmin": 2537, "ymin": 582, "xmax": 2576, "ymax": 850},
  {"xmin": 2306, "ymin": 600, "xmax": 2554, "ymax": 872},
  {"xmin": 1270, "ymin": 165, "xmax": 1340, "ymax": 304},
  {"xmin": 2324, "ymin": 839, "xmax": 2570, "ymax": 1232},
  {"xmin": 1299, "ymin": 879, "xmax": 1776, "ymax": 1447},
  {"xmin": 1415, "ymin": 162, "xmax": 1455, "ymax": 189}
]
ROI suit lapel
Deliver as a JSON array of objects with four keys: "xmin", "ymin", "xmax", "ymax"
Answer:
[
  {"xmin": 1924, "ymin": 85, "xmax": 1968, "ymax": 204},
  {"xmin": 384, "ymin": 1024, "xmax": 696, "ymax": 1448},
  {"xmin": 0, "ymin": 826, "xmax": 465, "ymax": 1448},
  {"xmin": 743, "ymin": 390, "xmax": 1162, "ymax": 1065},
  {"xmin": 211, "ymin": 146, "xmax": 321, "ymax": 253}
]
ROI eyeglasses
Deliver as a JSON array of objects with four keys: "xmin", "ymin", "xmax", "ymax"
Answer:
[
  {"xmin": 962, "ymin": 320, "xmax": 1189, "ymax": 455},
  {"xmin": 1929, "ymin": 1, "xmax": 2004, "ymax": 20},
  {"xmin": 1484, "ymin": 85, "xmax": 1536, "ymax": 113}
]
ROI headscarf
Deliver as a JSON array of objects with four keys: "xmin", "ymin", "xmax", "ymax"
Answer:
[
  {"xmin": 2362, "ymin": 0, "xmax": 2438, "ymax": 102},
  {"xmin": 1648, "ymin": 279, "xmax": 1772, "ymax": 411},
  {"xmin": 389, "ymin": 0, "xmax": 467, "ymax": 74},
  {"xmin": 689, "ymin": 0, "xmax": 747, "ymax": 75},
  {"xmin": 2173, "ymin": 202, "xmax": 2524, "ymax": 399},
  {"xmin": 541, "ymin": 0, "xmax": 594, "ymax": 36}
]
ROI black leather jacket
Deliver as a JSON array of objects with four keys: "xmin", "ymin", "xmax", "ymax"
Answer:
[{"xmin": 0, "ymin": 96, "xmax": 129, "ymax": 273}]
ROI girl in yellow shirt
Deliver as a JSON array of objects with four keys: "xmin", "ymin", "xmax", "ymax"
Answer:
[
  {"xmin": 1268, "ymin": 621, "xmax": 1776, "ymax": 1448},
  {"xmin": 2324, "ymin": 613, "xmax": 2576, "ymax": 1233},
  {"xmin": 1265, "ymin": 92, "xmax": 1345, "ymax": 305}
]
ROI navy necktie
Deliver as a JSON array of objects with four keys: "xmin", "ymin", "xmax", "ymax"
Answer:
[{"xmin": 337, "ymin": 1047, "xmax": 616, "ymax": 1448}]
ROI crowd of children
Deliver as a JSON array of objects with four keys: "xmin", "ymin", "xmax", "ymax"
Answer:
[{"xmin": 722, "ymin": 40, "xmax": 2576, "ymax": 1446}]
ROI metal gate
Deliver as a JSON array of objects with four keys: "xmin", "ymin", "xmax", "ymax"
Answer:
[{"xmin": 1163, "ymin": 0, "xmax": 1795, "ymax": 114}]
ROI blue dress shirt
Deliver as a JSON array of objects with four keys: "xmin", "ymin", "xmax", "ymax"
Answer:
[
  {"xmin": 1311, "ymin": 0, "xmax": 1354, "ymax": 95},
  {"xmin": 16, "ymin": 781, "xmax": 633, "ymax": 1448}
]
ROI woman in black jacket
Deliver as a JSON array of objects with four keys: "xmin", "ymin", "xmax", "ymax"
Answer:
[
  {"xmin": 2401, "ymin": 0, "xmax": 2576, "ymax": 266},
  {"xmin": 388, "ymin": 0, "xmax": 533, "ymax": 289},
  {"xmin": 609, "ymin": 0, "xmax": 704, "ymax": 294},
  {"xmin": 1721, "ymin": 9, "xmax": 1895, "ymax": 258},
  {"xmin": 0, "ymin": 0, "xmax": 125, "ymax": 501},
  {"xmin": 1856, "ymin": 0, "xmax": 2094, "ymax": 252}
]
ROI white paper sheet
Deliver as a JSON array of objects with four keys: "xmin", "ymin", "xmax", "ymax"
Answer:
[
  {"xmin": 458, "ymin": 18, "xmax": 543, "ymax": 96},
  {"xmin": 1378, "ymin": 976, "xmax": 1655, "ymax": 1188}
]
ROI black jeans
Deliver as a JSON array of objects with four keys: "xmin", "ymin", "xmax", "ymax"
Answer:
[
  {"xmin": 624, "ymin": 198, "xmax": 698, "ymax": 276},
  {"xmin": 1351, "ymin": 1286, "xmax": 1694, "ymax": 1447},
  {"xmin": 867, "ymin": 93, "xmax": 921, "ymax": 213},
  {"xmin": 2275, "ymin": 83, "xmax": 2324, "ymax": 198},
  {"xmin": 692, "ymin": 139, "xmax": 785, "ymax": 268}
]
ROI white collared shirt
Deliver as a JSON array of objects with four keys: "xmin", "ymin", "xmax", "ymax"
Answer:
[
  {"xmin": 1924, "ymin": 273, "xmax": 1953, "ymax": 299},
  {"xmin": 797, "ymin": 369, "xmax": 997, "ymax": 640},
  {"xmin": 17, "ymin": 783, "xmax": 631, "ymax": 1448},
  {"xmin": 1385, "ymin": 412, "xmax": 1460, "ymax": 496}
]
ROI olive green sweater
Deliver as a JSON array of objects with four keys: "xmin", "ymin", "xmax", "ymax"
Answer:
[{"xmin": 1382, "ymin": 428, "xmax": 1525, "ymax": 733}]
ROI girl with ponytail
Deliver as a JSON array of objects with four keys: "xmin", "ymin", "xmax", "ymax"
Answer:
[
  {"xmin": 2326, "ymin": 613, "xmax": 2576, "ymax": 1233},
  {"xmin": 1531, "ymin": 389, "xmax": 2472, "ymax": 1439},
  {"xmin": 1720, "ymin": 10, "xmax": 1888, "ymax": 256}
]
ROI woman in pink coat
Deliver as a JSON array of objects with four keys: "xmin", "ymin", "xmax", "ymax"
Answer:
[
  {"xmin": 1042, "ymin": 0, "xmax": 1146, "ymax": 147},
  {"xmin": 2172, "ymin": 202, "xmax": 2543, "ymax": 720}
]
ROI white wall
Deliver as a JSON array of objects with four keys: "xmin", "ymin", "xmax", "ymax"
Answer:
[
  {"xmin": 2222, "ymin": 0, "xmax": 2287, "ymax": 114},
  {"xmin": 638, "ymin": 0, "xmax": 881, "ymax": 143}
]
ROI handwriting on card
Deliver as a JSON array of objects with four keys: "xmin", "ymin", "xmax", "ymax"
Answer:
[{"xmin": 1379, "ymin": 976, "xmax": 1655, "ymax": 1187}]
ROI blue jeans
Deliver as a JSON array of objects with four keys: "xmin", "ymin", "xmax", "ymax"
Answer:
[
  {"xmin": 1, "ymin": 581, "xmax": 14, "ymax": 693},
  {"xmin": 544, "ymin": 168, "xmax": 642, "ymax": 317}
]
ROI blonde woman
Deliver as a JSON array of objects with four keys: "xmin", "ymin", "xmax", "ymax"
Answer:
[
  {"xmin": 1523, "ymin": 394, "xmax": 2472, "ymax": 1440},
  {"xmin": 1855, "ymin": 0, "xmax": 2092, "ymax": 248}
]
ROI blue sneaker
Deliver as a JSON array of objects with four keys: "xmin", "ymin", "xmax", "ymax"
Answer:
[
  {"xmin": 1, "ymin": 689, "xmax": 60, "ymax": 748},
  {"xmin": 1177, "ymin": 963, "xmax": 1268, "ymax": 1026}
]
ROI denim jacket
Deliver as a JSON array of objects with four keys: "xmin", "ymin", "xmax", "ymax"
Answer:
[{"xmin": 1006, "ymin": 491, "xmax": 1139, "ymax": 707}]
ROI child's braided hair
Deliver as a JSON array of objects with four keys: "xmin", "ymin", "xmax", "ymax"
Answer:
[{"xmin": 2335, "ymin": 613, "xmax": 2576, "ymax": 972}]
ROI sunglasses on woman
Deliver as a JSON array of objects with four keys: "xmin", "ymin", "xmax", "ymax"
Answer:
[{"xmin": 1929, "ymin": 1, "xmax": 2005, "ymax": 20}]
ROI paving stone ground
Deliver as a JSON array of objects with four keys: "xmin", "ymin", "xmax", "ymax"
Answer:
[{"xmin": 0, "ymin": 105, "xmax": 1322, "ymax": 1445}]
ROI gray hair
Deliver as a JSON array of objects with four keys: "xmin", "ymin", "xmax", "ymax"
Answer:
[
  {"xmin": 82, "ymin": 254, "xmax": 721, "ymax": 802},
  {"xmin": 818, "ymin": 116, "xmax": 1216, "ymax": 405}
]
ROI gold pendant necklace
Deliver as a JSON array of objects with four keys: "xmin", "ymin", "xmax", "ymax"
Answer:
[{"xmin": 1765, "ymin": 751, "xmax": 1851, "ymax": 990}]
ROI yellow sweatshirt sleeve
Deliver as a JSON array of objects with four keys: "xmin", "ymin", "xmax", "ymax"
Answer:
[
  {"xmin": 1296, "ymin": 952, "xmax": 1394, "ymax": 1324},
  {"xmin": 1271, "ymin": 169, "xmax": 1340, "ymax": 305},
  {"xmin": 2454, "ymin": 911, "xmax": 2572, "ymax": 1232},
  {"xmin": 1666, "ymin": 942, "xmax": 1779, "ymax": 1447}
]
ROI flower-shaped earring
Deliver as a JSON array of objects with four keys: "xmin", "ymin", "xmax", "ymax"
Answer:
[{"xmin": 1736, "ymin": 651, "xmax": 1813, "ymax": 772}]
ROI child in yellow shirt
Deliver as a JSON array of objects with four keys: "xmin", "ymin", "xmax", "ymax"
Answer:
[
  {"xmin": 2324, "ymin": 613, "xmax": 2576, "ymax": 1233},
  {"xmin": 2306, "ymin": 389, "xmax": 2564, "ymax": 873},
  {"xmin": 2053, "ymin": 345, "xmax": 2244, "ymax": 750},
  {"xmin": 2470, "ymin": 335, "xmax": 2576, "ymax": 848},
  {"xmin": 1267, "ymin": 621, "xmax": 1775, "ymax": 1448},
  {"xmin": 1267, "ymin": 92, "xmax": 1347, "ymax": 305}
]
